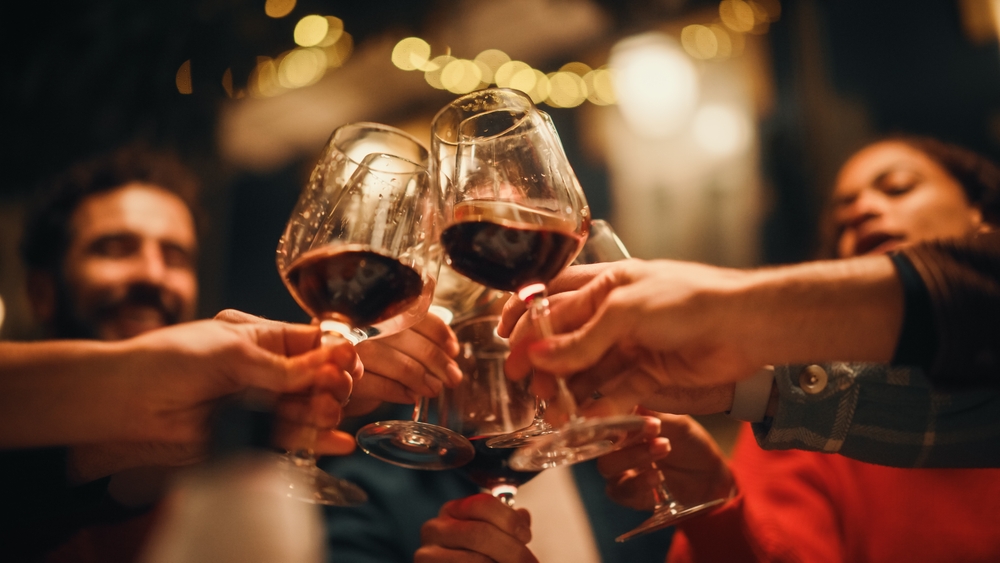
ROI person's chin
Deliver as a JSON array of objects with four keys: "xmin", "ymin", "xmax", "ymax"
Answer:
[{"xmin": 103, "ymin": 310, "xmax": 171, "ymax": 340}]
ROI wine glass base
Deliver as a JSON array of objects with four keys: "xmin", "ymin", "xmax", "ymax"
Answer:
[
  {"xmin": 615, "ymin": 498, "xmax": 727, "ymax": 542},
  {"xmin": 485, "ymin": 419, "xmax": 556, "ymax": 449},
  {"xmin": 279, "ymin": 455, "xmax": 368, "ymax": 507},
  {"xmin": 508, "ymin": 415, "xmax": 647, "ymax": 471},
  {"xmin": 356, "ymin": 421, "xmax": 475, "ymax": 470}
]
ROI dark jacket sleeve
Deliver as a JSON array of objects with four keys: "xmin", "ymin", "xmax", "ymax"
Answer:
[{"xmin": 896, "ymin": 230, "xmax": 1000, "ymax": 387}]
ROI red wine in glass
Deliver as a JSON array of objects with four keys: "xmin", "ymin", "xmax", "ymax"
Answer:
[
  {"xmin": 458, "ymin": 437, "xmax": 542, "ymax": 506},
  {"xmin": 285, "ymin": 246, "xmax": 425, "ymax": 328},
  {"xmin": 441, "ymin": 201, "xmax": 585, "ymax": 293}
]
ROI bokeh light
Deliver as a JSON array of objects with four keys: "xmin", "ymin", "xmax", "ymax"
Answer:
[
  {"xmin": 611, "ymin": 33, "xmax": 699, "ymax": 138},
  {"xmin": 720, "ymin": 0, "xmax": 756, "ymax": 33},
  {"xmin": 176, "ymin": 60, "xmax": 192, "ymax": 94},
  {"xmin": 318, "ymin": 16, "xmax": 344, "ymax": 47},
  {"xmin": 278, "ymin": 48, "xmax": 325, "ymax": 88},
  {"xmin": 681, "ymin": 24, "xmax": 719, "ymax": 59},
  {"xmin": 692, "ymin": 104, "xmax": 751, "ymax": 157},
  {"xmin": 392, "ymin": 37, "xmax": 432, "ymax": 71},
  {"xmin": 250, "ymin": 57, "xmax": 282, "ymax": 97},
  {"xmin": 474, "ymin": 49, "xmax": 511, "ymax": 84},
  {"xmin": 324, "ymin": 31, "xmax": 353, "ymax": 67},
  {"xmin": 265, "ymin": 0, "xmax": 296, "ymax": 19},
  {"xmin": 585, "ymin": 67, "xmax": 615, "ymax": 105},
  {"xmin": 560, "ymin": 61, "xmax": 592, "ymax": 77},
  {"xmin": 294, "ymin": 15, "xmax": 329, "ymax": 47},
  {"xmin": 494, "ymin": 60, "xmax": 532, "ymax": 89},
  {"xmin": 523, "ymin": 69, "xmax": 550, "ymax": 104},
  {"xmin": 442, "ymin": 59, "xmax": 482, "ymax": 94},
  {"xmin": 547, "ymin": 71, "xmax": 587, "ymax": 108},
  {"xmin": 424, "ymin": 55, "xmax": 457, "ymax": 89}
]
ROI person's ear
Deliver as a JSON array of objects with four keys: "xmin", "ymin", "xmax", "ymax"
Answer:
[{"xmin": 26, "ymin": 270, "xmax": 57, "ymax": 325}]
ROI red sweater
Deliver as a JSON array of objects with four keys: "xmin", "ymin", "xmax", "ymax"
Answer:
[{"xmin": 668, "ymin": 424, "xmax": 1000, "ymax": 563}]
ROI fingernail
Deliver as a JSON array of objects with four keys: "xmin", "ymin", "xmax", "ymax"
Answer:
[
  {"xmin": 649, "ymin": 437, "xmax": 671, "ymax": 458},
  {"xmin": 446, "ymin": 362, "xmax": 463, "ymax": 386}
]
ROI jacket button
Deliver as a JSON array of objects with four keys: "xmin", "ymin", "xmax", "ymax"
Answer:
[{"xmin": 799, "ymin": 365, "xmax": 828, "ymax": 394}]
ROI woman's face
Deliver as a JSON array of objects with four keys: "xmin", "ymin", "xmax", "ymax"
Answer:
[{"xmin": 831, "ymin": 141, "xmax": 984, "ymax": 258}]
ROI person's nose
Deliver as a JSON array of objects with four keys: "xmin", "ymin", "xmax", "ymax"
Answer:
[
  {"xmin": 841, "ymin": 189, "xmax": 885, "ymax": 230},
  {"xmin": 129, "ymin": 241, "xmax": 168, "ymax": 285}
]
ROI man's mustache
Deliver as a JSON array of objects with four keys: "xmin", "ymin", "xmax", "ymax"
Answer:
[{"xmin": 95, "ymin": 283, "xmax": 182, "ymax": 326}]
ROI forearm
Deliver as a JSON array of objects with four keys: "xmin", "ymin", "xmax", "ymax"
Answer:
[
  {"xmin": 0, "ymin": 341, "xmax": 139, "ymax": 448},
  {"xmin": 735, "ymin": 255, "xmax": 903, "ymax": 367}
]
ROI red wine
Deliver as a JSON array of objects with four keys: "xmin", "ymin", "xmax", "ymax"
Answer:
[
  {"xmin": 459, "ymin": 437, "xmax": 541, "ymax": 491},
  {"xmin": 441, "ymin": 201, "xmax": 585, "ymax": 292},
  {"xmin": 285, "ymin": 246, "xmax": 423, "ymax": 327}
]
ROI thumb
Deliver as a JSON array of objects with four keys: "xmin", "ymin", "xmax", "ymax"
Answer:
[{"xmin": 527, "ymin": 289, "xmax": 631, "ymax": 377}]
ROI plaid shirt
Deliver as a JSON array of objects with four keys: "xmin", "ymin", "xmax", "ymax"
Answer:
[{"xmin": 752, "ymin": 362, "xmax": 1000, "ymax": 468}]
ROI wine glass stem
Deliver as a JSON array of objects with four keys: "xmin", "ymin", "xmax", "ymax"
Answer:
[
  {"xmin": 289, "ymin": 326, "xmax": 362, "ymax": 466},
  {"xmin": 411, "ymin": 396, "xmax": 428, "ymax": 422},
  {"xmin": 491, "ymin": 484, "xmax": 518, "ymax": 507},
  {"xmin": 526, "ymin": 290, "xmax": 578, "ymax": 420},
  {"xmin": 650, "ymin": 468, "xmax": 679, "ymax": 514}
]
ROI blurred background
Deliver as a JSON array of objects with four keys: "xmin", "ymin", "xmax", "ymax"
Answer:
[{"xmin": 1, "ymin": 0, "xmax": 999, "ymax": 345}]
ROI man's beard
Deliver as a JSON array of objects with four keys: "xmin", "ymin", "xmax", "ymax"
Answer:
[{"xmin": 50, "ymin": 279, "xmax": 184, "ymax": 341}]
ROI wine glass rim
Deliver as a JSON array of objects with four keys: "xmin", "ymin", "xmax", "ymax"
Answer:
[
  {"xmin": 332, "ymin": 121, "xmax": 430, "ymax": 167},
  {"xmin": 357, "ymin": 151, "xmax": 429, "ymax": 175},
  {"xmin": 430, "ymin": 88, "xmax": 535, "ymax": 147}
]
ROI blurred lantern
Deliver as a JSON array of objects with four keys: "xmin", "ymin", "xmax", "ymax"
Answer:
[
  {"xmin": 610, "ymin": 32, "xmax": 699, "ymax": 138},
  {"xmin": 692, "ymin": 103, "xmax": 751, "ymax": 157}
]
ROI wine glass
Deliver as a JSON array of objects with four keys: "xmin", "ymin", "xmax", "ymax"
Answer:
[
  {"xmin": 615, "ymin": 478, "xmax": 727, "ymax": 542},
  {"xmin": 438, "ymin": 315, "xmax": 541, "ymax": 506},
  {"xmin": 277, "ymin": 140, "xmax": 439, "ymax": 505},
  {"xmin": 485, "ymin": 219, "xmax": 633, "ymax": 450},
  {"xmin": 431, "ymin": 88, "xmax": 647, "ymax": 473},
  {"xmin": 353, "ymin": 263, "xmax": 505, "ymax": 470}
]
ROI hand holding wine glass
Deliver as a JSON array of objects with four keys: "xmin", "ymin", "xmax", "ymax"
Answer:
[{"xmin": 596, "ymin": 410, "xmax": 731, "ymax": 541}]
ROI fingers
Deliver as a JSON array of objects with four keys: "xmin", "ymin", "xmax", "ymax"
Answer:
[
  {"xmin": 497, "ymin": 264, "xmax": 608, "ymax": 337},
  {"xmin": 418, "ymin": 494, "xmax": 537, "ymax": 563},
  {"xmin": 356, "ymin": 319, "xmax": 462, "ymax": 401},
  {"xmin": 596, "ymin": 437, "xmax": 671, "ymax": 479},
  {"xmin": 442, "ymin": 494, "xmax": 532, "ymax": 543},
  {"xmin": 409, "ymin": 313, "xmax": 461, "ymax": 359},
  {"xmin": 356, "ymin": 339, "xmax": 445, "ymax": 400},
  {"xmin": 313, "ymin": 429, "xmax": 356, "ymax": 456}
]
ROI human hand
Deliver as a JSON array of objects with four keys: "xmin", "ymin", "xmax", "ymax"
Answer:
[
  {"xmin": 597, "ymin": 410, "xmax": 733, "ymax": 511},
  {"xmin": 502, "ymin": 260, "xmax": 761, "ymax": 413},
  {"xmin": 348, "ymin": 313, "xmax": 462, "ymax": 417},
  {"xmin": 123, "ymin": 311, "xmax": 361, "ymax": 456},
  {"xmin": 415, "ymin": 493, "xmax": 537, "ymax": 563}
]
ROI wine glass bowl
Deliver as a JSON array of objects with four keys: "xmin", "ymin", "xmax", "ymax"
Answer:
[{"xmin": 275, "ymin": 123, "xmax": 439, "ymax": 505}]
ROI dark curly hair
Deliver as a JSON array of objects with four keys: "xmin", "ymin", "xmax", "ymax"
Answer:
[{"xmin": 20, "ymin": 144, "xmax": 203, "ymax": 275}]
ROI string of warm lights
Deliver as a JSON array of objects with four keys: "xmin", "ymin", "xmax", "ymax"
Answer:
[
  {"xmin": 681, "ymin": 0, "xmax": 780, "ymax": 60},
  {"xmin": 392, "ymin": 0, "xmax": 780, "ymax": 108},
  {"xmin": 174, "ymin": 0, "xmax": 354, "ymax": 98},
  {"xmin": 173, "ymin": 0, "xmax": 780, "ymax": 102},
  {"xmin": 392, "ymin": 37, "xmax": 614, "ymax": 108}
]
